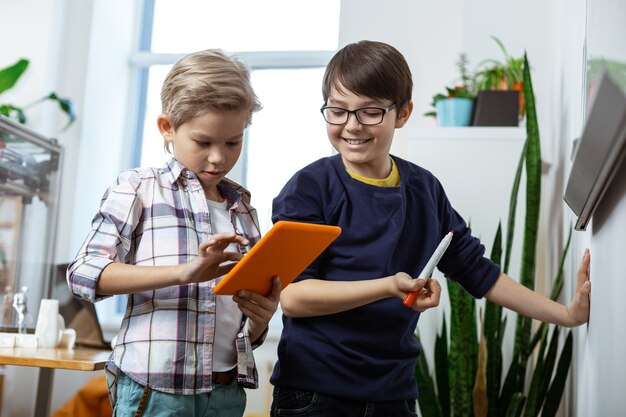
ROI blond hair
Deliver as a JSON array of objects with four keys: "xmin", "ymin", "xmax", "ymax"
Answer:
[{"xmin": 160, "ymin": 49, "xmax": 261, "ymax": 152}]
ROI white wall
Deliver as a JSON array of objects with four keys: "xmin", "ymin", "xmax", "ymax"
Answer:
[
  {"xmin": 550, "ymin": 2, "xmax": 588, "ymax": 415},
  {"xmin": 66, "ymin": 0, "xmax": 141, "ymax": 257},
  {"xmin": 576, "ymin": 168, "xmax": 626, "ymax": 415},
  {"xmin": 51, "ymin": 0, "xmax": 97, "ymax": 265},
  {"xmin": 340, "ymin": 0, "xmax": 558, "ymax": 162},
  {"xmin": 569, "ymin": 0, "xmax": 626, "ymax": 415},
  {"xmin": 0, "ymin": 0, "xmax": 62, "ymax": 132}
]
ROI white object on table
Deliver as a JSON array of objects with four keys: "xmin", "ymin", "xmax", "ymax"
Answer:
[{"xmin": 34, "ymin": 299, "xmax": 62, "ymax": 348}]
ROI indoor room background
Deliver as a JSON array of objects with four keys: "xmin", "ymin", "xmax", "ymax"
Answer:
[{"xmin": 1, "ymin": 0, "xmax": 624, "ymax": 416}]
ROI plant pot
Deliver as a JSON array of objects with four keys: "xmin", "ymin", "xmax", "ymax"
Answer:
[
  {"xmin": 498, "ymin": 80, "xmax": 525, "ymax": 118},
  {"xmin": 436, "ymin": 97, "xmax": 474, "ymax": 127},
  {"xmin": 472, "ymin": 90, "xmax": 520, "ymax": 126}
]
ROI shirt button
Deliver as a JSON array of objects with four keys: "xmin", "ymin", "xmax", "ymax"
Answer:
[{"xmin": 237, "ymin": 332, "xmax": 244, "ymax": 338}]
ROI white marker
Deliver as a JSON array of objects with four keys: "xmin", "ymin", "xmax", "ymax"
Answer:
[{"xmin": 403, "ymin": 231, "xmax": 454, "ymax": 307}]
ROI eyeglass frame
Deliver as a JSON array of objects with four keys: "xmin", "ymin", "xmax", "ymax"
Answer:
[{"xmin": 319, "ymin": 104, "xmax": 397, "ymax": 126}]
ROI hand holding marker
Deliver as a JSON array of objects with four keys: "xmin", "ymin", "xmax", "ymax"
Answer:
[{"xmin": 403, "ymin": 231, "xmax": 454, "ymax": 307}]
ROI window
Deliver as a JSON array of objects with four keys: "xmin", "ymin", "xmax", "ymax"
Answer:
[
  {"xmin": 150, "ymin": 0, "xmax": 339, "ymax": 53},
  {"xmin": 134, "ymin": 0, "xmax": 339, "ymax": 231},
  {"xmin": 100, "ymin": 0, "xmax": 340, "ymax": 323},
  {"xmin": 246, "ymin": 68, "xmax": 333, "ymax": 231}
]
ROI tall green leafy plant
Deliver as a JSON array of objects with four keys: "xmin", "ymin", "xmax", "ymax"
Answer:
[
  {"xmin": 0, "ymin": 58, "xmax": 76, "ymax": 130},
  {"xmin": 415, "ymin": 53, "xmax": 574, "ymax": 417}
]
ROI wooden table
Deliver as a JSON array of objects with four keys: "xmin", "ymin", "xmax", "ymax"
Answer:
[{"xmin": 0, "ymin": 346, "xmax": 111, "ymax": 417}]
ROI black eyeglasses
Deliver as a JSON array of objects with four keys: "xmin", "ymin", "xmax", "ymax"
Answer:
[{"xmin": 320, "ymin": 104, "xmax": 396, "ymax": 126}]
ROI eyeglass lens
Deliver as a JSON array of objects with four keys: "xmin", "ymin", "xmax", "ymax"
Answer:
[{"xmin": 322, "ymin": 107, "xmax": 387, "ymax": 125}]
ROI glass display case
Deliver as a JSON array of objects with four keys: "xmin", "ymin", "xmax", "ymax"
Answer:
[{"xmin": 0, "ymin": 115, "xmax": 63, "ymax": 330}]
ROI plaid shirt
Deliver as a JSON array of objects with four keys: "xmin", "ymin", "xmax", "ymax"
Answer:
[{"xmin": 67, "ymin": 158, "xmax": 263, "ymax": 398}]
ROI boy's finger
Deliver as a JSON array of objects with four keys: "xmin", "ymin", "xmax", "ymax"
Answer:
[
  {"xmin": 222, "ymin": 252, "xmax": 244, "ymax": 262},
  {"xmin": 236, "ymin": 304, "xmax": 262, "ymax": 322},
  {"xmin": 207, "ymin": 233, "xmax": 248, "ymax": 247},
  {"xmin": 576, "ymin": 249, "xmax": 590, "ymax": 289},
  {"xmin": 426, "ymin": 279, "xmax": 441, "ymax": 293},
  {"xmin": 270, "ymin": 276, "xmax": 282, "ymax": 299},
  {"xmin": 216, "ymin": 263, "xmax": 238, "ymax": 276},
  {"xmin": 199, "ymin": 240, "xmax": 215, "ymax": 250},
  {"xmin": 577, "ymin": 281, "xmax": 591, "ymax": 305},
  {"xmin": 411, "ymin": 278, "xmax": 426, "ymax": 291}
]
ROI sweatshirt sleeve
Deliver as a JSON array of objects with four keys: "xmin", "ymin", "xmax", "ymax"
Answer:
[{"xmin": 432, "ymin": 177, "xmax": 501, "ymax": 298}]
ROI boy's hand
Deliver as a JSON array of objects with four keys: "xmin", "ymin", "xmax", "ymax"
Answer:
[
  {"xmin": 233, "ymin": 276, "xmax": 281, "ymax": 343},
  {"xmin": 566, "ymin": 249, "xmax": 591, "ymax": 326},
  {"xmin": 180, "ymin": 233, "xmax": 249, "ymax": 284},
  {"xmin": 393, "ymin": 272, "xmax": 442, "ymax": 312}
]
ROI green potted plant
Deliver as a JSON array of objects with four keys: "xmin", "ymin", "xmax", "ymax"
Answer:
[
  {"xmin": 471, "ymin": 36, "xmax": 525, "ymax": 125},
  {"xmin": 0, "ymin": 58, "xmax": 76, "ymax": 130},
  {"xmin": 425, "ymin": 54, "xmax": 476, "ymax": 127},
  {"xmin": 473, "ymin": 36, "xmax": 524, "ymax": 91}
]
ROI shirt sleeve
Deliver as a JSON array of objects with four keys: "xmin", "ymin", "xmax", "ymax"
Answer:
[
  {"xmin": 67, "ymin": 170, "xmax": 143, "ymax": 302},
  {"xmin": 272, "ymin": 168, "xmax": 328, "ymax": 225},
  {"xmin": 432, "ymin": 177, "xmax": 501, "ymax": 298},
  {"xmin": 271, "ymin": 168, "xmax": 331, "ymax": 281},
  {"xmin": 235, "ymin": 319, "xmax": 265, "ymax": 389}
]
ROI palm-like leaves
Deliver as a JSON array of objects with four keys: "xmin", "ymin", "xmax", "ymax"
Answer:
[{"xmin": 0, "ymin": 58, "xmax": 76, "ymax": 130}]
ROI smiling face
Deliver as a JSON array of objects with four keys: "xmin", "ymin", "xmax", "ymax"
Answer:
[
  {"xmin": 325, "ymin": 85, "xmax": 413, "ymax": 178},
  {"xmin": 158, "ymin": 109, "xmax": 248, "ymax": 201}
]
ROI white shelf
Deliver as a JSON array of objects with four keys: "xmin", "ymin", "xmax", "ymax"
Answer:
[
  {"xmin": 408, "ymin": 126, "xmax": 526, "ymax": 141},
  {"xmin": 403, "ymin": 125, "xmax": 528, "ymax": 280}
]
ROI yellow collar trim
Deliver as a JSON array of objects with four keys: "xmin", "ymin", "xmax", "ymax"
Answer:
[{"xmin": 346, "ymin": 157, "xmax": 400, "ymax": 187}]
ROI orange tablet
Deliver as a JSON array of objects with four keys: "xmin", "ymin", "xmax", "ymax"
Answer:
[{"xmin": 213, "ymin": 221, "xmax": 341, "ymax": 296}]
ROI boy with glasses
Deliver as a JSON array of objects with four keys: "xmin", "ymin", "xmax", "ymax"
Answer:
[
  {"xmin": 269, "ymin": 40, "xmax": 591, "ymax": 417},
  {"xmin": 68, "ymin": 49, "xmax": 280, "ymax": 417}
]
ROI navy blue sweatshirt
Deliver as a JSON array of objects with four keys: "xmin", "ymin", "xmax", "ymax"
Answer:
[{"xmin": 270, "ymin": 154, "xmax": 500, "ymax": 401}]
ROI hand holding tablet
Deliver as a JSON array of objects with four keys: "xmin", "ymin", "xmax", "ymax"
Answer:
[{"xmin": 214, "ymin": 221, "xmax": 341, "ymax": 296}]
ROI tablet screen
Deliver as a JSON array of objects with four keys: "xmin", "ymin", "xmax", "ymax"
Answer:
[{"xmin": 213, "ymin": 221, "xmax": 341, "ymax": 296}]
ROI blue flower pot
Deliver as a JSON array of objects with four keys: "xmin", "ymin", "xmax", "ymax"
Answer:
[{"xmin": 436, "ymin": 97, "xmax": 474, "ymax": 127}]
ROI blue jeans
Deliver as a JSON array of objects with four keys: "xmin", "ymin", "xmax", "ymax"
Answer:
[
  {"xmin": 270, "ymin": 386, "xmax": 417, "ymax": 417},
  {"xmin": 113, "ymin": 371, "xmax": 246, "ymax": 417}
]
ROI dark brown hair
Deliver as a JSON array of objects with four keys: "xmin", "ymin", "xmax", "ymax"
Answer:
[{"xmin": 322, "ymin": 40, "xmax": 413, "ymax": 116}]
